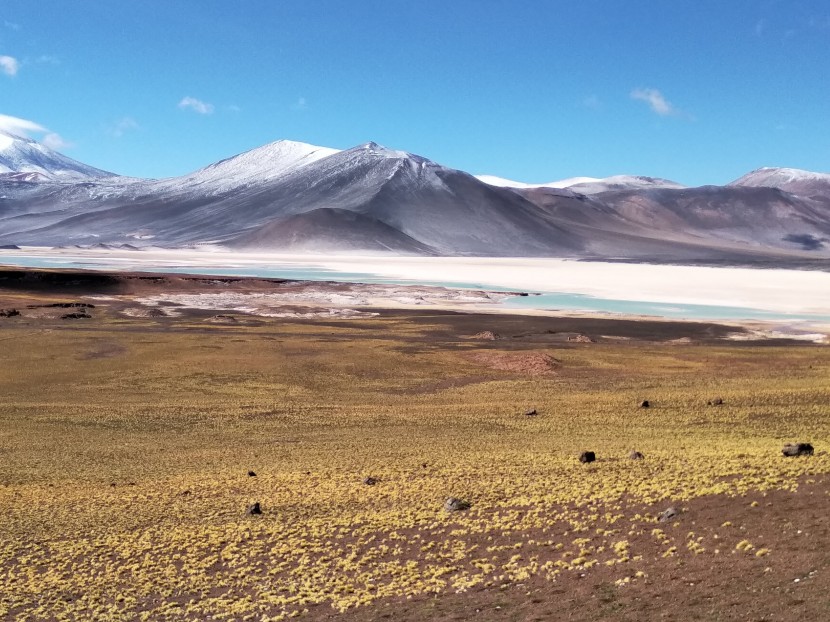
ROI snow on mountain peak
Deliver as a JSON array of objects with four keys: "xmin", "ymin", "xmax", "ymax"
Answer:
[
  {"xmin": 0, "ymin": 129, "xmax": 113, "ymax": 180},
  {"xmin": 0, "ymin": 131, "xmax": 17, "ymax": 151},
  {"xmin": 170, "ymin": 139, "xmax": 340, "ymax": 190},
  {"xmin": 475, "ymin": 173, "xmax": 683, "ymax": 192},
  {"xmin": 358, "ymin": 141, "xmax": 416, "ymax": 160},
  {"xmin": 730, "ymin": 167, "xmax": 830, "ymax": 187},
  {"xmin": 476, "ymin": 175, "xmax": 605, "ymax": 189}
]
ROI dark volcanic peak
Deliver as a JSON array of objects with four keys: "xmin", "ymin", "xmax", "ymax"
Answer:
[{"xmin": 0, "ymin": 130, "xmax": 114, "ymax": 181}]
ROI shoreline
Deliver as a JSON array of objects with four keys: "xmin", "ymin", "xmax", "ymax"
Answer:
[
  {"xmin": 0, "ymin": 259, "xmax": 828, "ymax": 344},
  {"xmin": 2, "ymin": 246, "xmax": 830, "ymax": 311}
]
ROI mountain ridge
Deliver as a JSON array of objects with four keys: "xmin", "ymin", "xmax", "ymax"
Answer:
[{"xmin": 0, "ymin": 132, "xmax": 828, "ymax": 260}]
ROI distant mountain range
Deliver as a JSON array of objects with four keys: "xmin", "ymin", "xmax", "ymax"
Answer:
[{"xmin": 1, "ymin": 129, "xmax": 828, "ymax": 261}]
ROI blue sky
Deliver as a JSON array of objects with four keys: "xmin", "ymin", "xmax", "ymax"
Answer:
[{"xmin": 1, "ymin": 0, "xmax": 828, "ymax": 185}]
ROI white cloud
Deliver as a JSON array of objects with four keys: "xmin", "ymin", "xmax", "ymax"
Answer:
[
  {"xmin": 0, "ymin": 113, "xmax": 71, "ymax": 150},
  {"xmin": 4, "ymin": 21, "xmax": 21, "ymax": 31},
  {"xmin": 0, "ymin": 113, "xmax": 46, "ymax": 136},
  {"xmin": 755, "ymin": 19, "xmax": 766, "ymax": 37},
  {"xmin": 42, "ymin": 132, "xmax": 72, "ymax": 150},
  {"xmin": 582, "ymin": 95, "xmax": 601, "ymax": 110},
  {"xmin": 630, "ymin": 87, "xmax": 677, "ymax": 116},
  {"xmin": 178, "ymin": 96, "xmax": 214, "ymax": 115},
  {"xmin": 291, "ymin": 97, "xmax": 308, "ymax": 111},
  {"xmin": 108, "ymin": 116, "xmax": 139, "ymax": 138},
  {"xmin": 0, "ymin": 55, "xmax": 20, "ymax": 76}
]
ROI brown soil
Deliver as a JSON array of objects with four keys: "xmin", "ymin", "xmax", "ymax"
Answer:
[
  {"xmin": 465, "ymin": 351, "xmax": 561, "ymax": 375},
  {"xmin": 332, "ymin": 477, "xmax": 830, "ymax": 622}
]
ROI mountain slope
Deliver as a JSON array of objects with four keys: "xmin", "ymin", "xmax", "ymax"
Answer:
[
  {"xmin": 229, "ymin": 208, "xmax": 437, "ymax": 254},
  {"xmin": 573, "ymin": 185, "xmax": 830, "ymax": 252}
]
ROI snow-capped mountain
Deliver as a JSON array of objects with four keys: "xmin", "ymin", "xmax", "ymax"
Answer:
[
  {"xmin": 154, "ymin": 139, "xmax": 340, "ymax": 195},
  {"xmin": 477, "ymin": 173, "xmax": 685, "ymax": 194},
  {"xmin": 729, "ymin": 167, "xmax": 830, "ymax": 200},
  {"xmin": 226, "ymin": 141, "xmax": 582, "ymax": 255},
  {"xmin": 0, "ymin": 134, "xmax": 828, "ymax": 260},
  {"xmin": 564, "ymin": 175, "xmax": 686, "ymax": 195},
  {"xmin": 475, "ymin": 174, "xmax": 601, "ymax": 189},
  {"xmin": 0, "ymin": 130, "xmax": 113, "ymax": 180}
]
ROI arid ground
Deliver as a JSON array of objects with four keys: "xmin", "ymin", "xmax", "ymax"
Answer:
[{"xmin": 1, "ymin": 268, "xmax": 829, "ymax": 621}]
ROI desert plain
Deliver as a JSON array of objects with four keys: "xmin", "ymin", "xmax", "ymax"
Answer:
[{"xmin": 1, "ymin": 265, "xmax": 829, "ymax": 621}]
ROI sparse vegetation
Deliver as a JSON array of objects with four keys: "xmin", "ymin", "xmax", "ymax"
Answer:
[{"xmin": 0, "ymin": 299, "xmax": 828, "ymax": 620}]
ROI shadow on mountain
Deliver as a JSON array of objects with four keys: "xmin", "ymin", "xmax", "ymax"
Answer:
[{"xmin": 229, "ymin": 208, "xmax": 437, "ymax": 254}]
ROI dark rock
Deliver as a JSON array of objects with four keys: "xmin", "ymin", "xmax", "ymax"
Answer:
[
  {"xmin": 248, "ymin": 471, "xmax": 257, "ymax": 477},
  {"xmin": 782, "ymin": 443, "xmax": 814, "ymax": 457},
  {"xmin": 640, "ymin": 400, "xmax": 650, "ymax": 408},
  {"xmin": 707, "ymin": 397, "xmax": 724, "ymax": 406},
  {"xmin": 0, "ymin": 308, "xmax": 20, "ymax": 317},
  {"xmin": 61, "ymin": 312, "xmax": 91, "ymax": 319},
  {"xmin": 524, "ymin": 408, "xmax": 538, "ymax": 417},
  {"xmin": 421, "ymin": 463, "xmax": 428, "ymax": 469},
  {"xmin": 247, "ymin": 502, "xmax": 262, "ymax": 515},
  {"xmin": 657, "ymin": 506, "xmax": 680, "ymax": 522},
  {"xmin": 181, "ymin": 490, "xmax": 191, "ymax": 496},
  {"xmin": 579, "ymin": 451, "xmax": 596, "ymax": 463},
  {"xmin": 207, "ymin": 314, "xmax": 238, "ymax": 324},
  {"xmin": 363, "ymin": 476, "xmax": 378, "ymax": 486},
  {"xmin": 444, "ymin": 497, "xmax": 471, "ymax": 512},
  {"xmin": 629, "ymin": 450, "xmax": 645, "ymax": 460}
]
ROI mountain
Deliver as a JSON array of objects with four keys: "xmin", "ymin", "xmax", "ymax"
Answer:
[
  {"xmin": 221, "ymin": 142, "xmax": 581, "ymax": 255},
  {"xmin": 564, "ymin": 175, "xmax": 686, "ymax": 195},
  {"xmin": 475, "ymin": 174, "xmax": 600, "ymax": 189},
  {"xmin": 0, "ymin": 141, "xmax": 583, "ymax": 256},
  {"xmin": 550, "ymin": 185, "xmax": 830, "ymax": 254},
  {"xmin": 0, "ymin": 130, "xmax": 113, "ymax": 180},
  {"xmin": 729, "ymin": 167, "xmax": 830, "ymax": 201},
  {"xmin": 477, "ymin": 173, "xmax": 686, "ymax": 194},
  {"xmin": 0, "ymin": 134, "xmax": 828, "ymax": 261}
]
